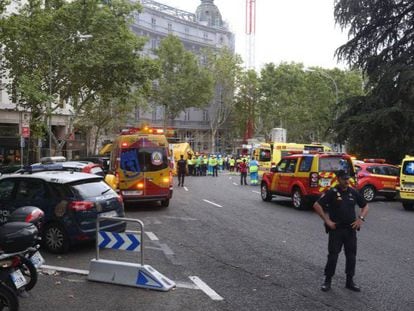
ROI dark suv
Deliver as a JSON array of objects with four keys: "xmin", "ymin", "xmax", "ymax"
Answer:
[{"xmin": 0, "ymin": 170, "xmax": 126, "ymax": 253}]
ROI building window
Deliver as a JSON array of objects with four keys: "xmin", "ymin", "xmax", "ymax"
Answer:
[
  {"xmin": 184, "ymin": 110, "xmax": 190, "ymax": 121},
  {"xmin": 203, "ymin": 32, "xmax": 208, "ymax": 41},
  {"xmin": 151, "ymin": 38, "xmax": 157, "ymax": 51},
  {"xmin": 168, "ymin": 23, "xmax": 173, "ymax": 33},
  {"xmin": 203, "ymin": 110, "xmax": 209, "ymax": 121},
  {"xmin": 151, "ymin": 17, "xmax": 156, "ymax": 28},
  {"xmin": 185, "ymin": 27, "xmax": 190, "ymax": 37},
  {"xmin": 152, "ymin": 108, "xmax": 157, "ymax": 121}
]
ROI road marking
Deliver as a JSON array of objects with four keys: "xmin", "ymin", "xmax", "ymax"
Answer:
[
  {"xmin": 40, "ymin": 265, "xmax": 89, "ymax": 276},
  {"xmin": 203, "ymin": 199, "xmax": 223, "ymax": 208},
  {"xmin": 229, "ymin": 177, "xmax": 232, "ymax": 180},
  {"xmin": 184, "ymin": 186, "xmax": 189, "ymax": 191},
  {"xmin": 233, "ymin": 182, "xmax": 238, "ymax": 186},
  {"xmin": 189, "ymin": 276, "xmax": 224, "ymax": 301},
  {"xmin": 160, "ymin": 243, "xmax": 175, "ymax": 255},
  {"xmin": 252, "ymin": 191, "xmax": 261, "ymax": 194},
  {"xmin": 163, "ymin": 216, "xmax": 198, "ymax": 221},
  {"xmin": 146, "ymin": 231, "xmax": 159, "ymax": 241},
  {"xmin": 176, "ymin": 281, "xmax": 199, "ymax": 290}
]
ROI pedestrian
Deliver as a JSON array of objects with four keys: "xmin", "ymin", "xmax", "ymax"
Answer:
[
  {"xmin": 313, "ymin": 170, "xmax": 369, "ymax": 292},
  {"xmin": 239, "ymin": 159, "xmax": 248, "ymax": 185},
  {"xmin": 177, "ymin": 155, "xmax": 187, "ymax": 187},
  {"xmin": 249, "ymin": 157, "xmax": 259, "ymax": 185},
  {"xmin": 229, "ymin": 157, "xmax": 235, "ymax": 172},
  {"xmin": 211, "ymin": 155, "xmax": 218, "ymax": 177},
  {"xmin": 195, "ymin": 155, "xmax": 201, "ymax": 176}
]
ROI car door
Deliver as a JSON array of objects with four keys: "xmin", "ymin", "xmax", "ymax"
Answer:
[
  {"xmin": 0, "ymin": 178, "xmax": 18, "ymax": 224},
  {"xmin": 380, "ymin": 166, "xmax": 399, "ymax": 190},
  {"xmin": 277, "ymin": 159, "xmax": 298, "ymax": 194},
  {"xmin": 13, "ymin": 178, "xmax": 50, "ymax": 212},
  {"xmin": 270, "ymin": 159, "xmax": 288, "ymax": 192}
]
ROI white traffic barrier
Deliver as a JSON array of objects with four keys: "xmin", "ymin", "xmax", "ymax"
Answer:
[{"xmin": 88, "ymin": 216, "xmax": 175, "ymax": 291}]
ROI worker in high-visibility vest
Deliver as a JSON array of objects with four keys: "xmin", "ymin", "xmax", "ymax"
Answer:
[
  {"xmin": 229, "ymin": 157, "xmax": 236, "ymax": 172},
  {"xmin": 195, "ymin": 155, "xmax": 201, "ymax": 176},
  {"xmin": 218, "ymin": 155, "xmax": 224, "ymax": 171},
  {"xmin": 210, "ymin": 155, "xmax": 218, "ymax": 177},
  {"xmin": 249, "ymin": 157, "xmax": 259, "ymax": 185},
  {"xmin": 187, "ymin": 155, "xmax": 195, "ymax": 176}
]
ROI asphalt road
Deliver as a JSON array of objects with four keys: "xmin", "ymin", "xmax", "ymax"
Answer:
[{"xmin": 21, "ymin": 172, "xmax": 414, "ymax": 311}]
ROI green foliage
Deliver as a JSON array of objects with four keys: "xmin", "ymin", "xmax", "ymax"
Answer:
[
  {"xmin": 257, "ymin": 62, "xmax": 364, "ymax": 143},
  {"xmin": 154, "ymin": 35, "xmax": 213, "ymax": 124},
  {"xmin": 334, "ymin": 0, "xmax": 414, "ymax": 162},
  {"xmin": 205, "ymin": 47, "xmax": 243, "ymax": 152},
  {"xmin": 0, "ymin": 0, "xmax": 157, "ymax": 153}
]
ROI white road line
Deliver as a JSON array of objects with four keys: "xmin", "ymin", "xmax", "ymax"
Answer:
[
  {"xmin": 184, "ymin": 186, "xmax": 189, "ymax": 191},
  {"xmin": 40, "ymin": 265, "xmax": 89, "ymax": 276},
  {"xmin": 175, "ymin": 281, "xmax": 199, "ymax": 290},
  {"xmin": 233, "ymin": 182, "xmax": 238, "ymax": 186},
  {"xmin": 146, "ymin": 231, "xmax": 159, "ymax": 241},
  {"xmin": 202, "ymin": 199, "xmax": 223, "ymax": 208},
  {"xmin": 252, "ymin": 191, "xmax": 261, "ymax": 194},
  {"xmin": 189, "ymin": 276, "xmax": 224, "ymax": 301},
  {"xmin": 229, "ymin": 177, "xmax": 232, "ymax": 180}
]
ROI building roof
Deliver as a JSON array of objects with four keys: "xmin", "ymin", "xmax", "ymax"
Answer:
[{"xmin": 196, "ymin": 0, "xmax": 223, "ymax": 28}]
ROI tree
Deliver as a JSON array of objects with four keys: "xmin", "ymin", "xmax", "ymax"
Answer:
[
  {"xmin": 257, "ymin": 62, "xmax": 364, "ymax": 143},
  {"xmin": 233, "ymin": 69, "xmax": 260, "ymax": 142},
  {"xmin": 154, "ymin": 35, "xmax": 213, "ymax": 129},
  {"xmin": 0, "ymin": 0, "xmax": 157, "ymax": 157},
  {"xmin": 334, "ymin": 0, "xmax": 414, "ymax": 162},
  {"xmin": 205, "ymin": 48, "xmax": 242, "ymax": 153}
]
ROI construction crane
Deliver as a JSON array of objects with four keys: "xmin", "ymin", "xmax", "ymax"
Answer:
[
  {"xmin": 244, "ymin": 0, "xmax": 256, "ymax": 142},
  {"xmin": 245, "ymin": 0, "xmax": 256, "ymax": 70}
]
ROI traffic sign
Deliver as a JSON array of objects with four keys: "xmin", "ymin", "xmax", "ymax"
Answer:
[
  {"xmin": 98, "ymin": 231, "xmax": 141, "ymax": 252},
  {"xmin": 21, "ymin": 127, "xmax": 30, "ymax": 138}
]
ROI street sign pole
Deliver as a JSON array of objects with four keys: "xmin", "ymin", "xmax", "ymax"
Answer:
[{"xmin": 20, "ymin": 137, "xmax": 25, "ymax": 168}]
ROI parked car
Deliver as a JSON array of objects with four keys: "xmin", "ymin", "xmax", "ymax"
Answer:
[
  {"xmin": 261, "ymin": 152, "xmax": 356, "ymax": 209},
  {"xmin": 0, "ymin": 169, "xmax": 126, "ymax": 253},
  {"xmin": 77, "ymin": 156, "xmax": 110, "ymax": 174},
  {"xmin": 28, "ymin": 162, "xmax": 105, "ymax": 177},
  {"xmin": 354, "ymin": 159, "xmax": 399, "ymax": 202}
]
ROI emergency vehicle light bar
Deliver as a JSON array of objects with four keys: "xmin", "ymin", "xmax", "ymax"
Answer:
[{"xmin": 363, "ymin": 158, "xmax": 386, "ymax": 164}]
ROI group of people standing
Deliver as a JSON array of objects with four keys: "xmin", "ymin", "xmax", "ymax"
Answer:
[{"xmin": 176, "ymin": 153, "xmax": 260, "ymax": 187}]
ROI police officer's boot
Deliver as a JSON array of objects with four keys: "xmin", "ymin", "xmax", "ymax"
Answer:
[
  {"xmin": 345, "ymin": 276, "xmax": 361, "ymax": 292},
  {"xmin": 321, "ymin": 276, "xmax": 331, "ymax": 292}
]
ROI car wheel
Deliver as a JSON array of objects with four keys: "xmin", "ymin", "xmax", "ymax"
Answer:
[
  {"xmin": 292, "ymin": 188, "xmax": 306, "ymax": 210},
  {"xmin": 261, "ymin": 183, "xmax": 272, "ymax": 202},
  {"xmin": 361, "ymin": 185, "xmax": 376, "ymax": 202},
  {"xmin": 42, "ymin": 223, "xmax": 70, "ymax": 254},
  {"xmin": 161, "ymin": 199, "xmax": 170, "ymax": 207},
  {"xmin": 402, "ymin": 203, "xmax": 414, "ymax": 211}
]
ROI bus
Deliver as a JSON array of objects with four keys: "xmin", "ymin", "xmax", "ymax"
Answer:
[
  {"xmin": 271, "ymin": 143, "xmax": 332, "ymax": 166},
  {"xmin": 105, "ymin": 127, "xmax": 173, "ymax": 207}
]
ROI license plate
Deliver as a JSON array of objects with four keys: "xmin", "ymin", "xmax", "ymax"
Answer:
[
  {"xmin": 100, "ymin": 210, "xmax": 117, "ymax": 217},
  {"xmin": 30, "ymin": 251, "xmax": 45, "ymax": 268},
  {"xmin": 320, "ymin": 178, "xmax": 331, "ymax": 187},
  {"xmin": 11, "ymin": 269, "xmax": 27, "ymax": 289},
  {"xmin": 122, "ymin": 190, "xmax": 143, "ymax": 196}
]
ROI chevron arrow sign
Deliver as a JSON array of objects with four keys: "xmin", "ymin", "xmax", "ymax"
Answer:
[{"xmin": 98, "ymin": 231, "xmax": 141, "ymax": 252}]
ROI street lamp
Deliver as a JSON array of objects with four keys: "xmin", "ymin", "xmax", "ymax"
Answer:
[{"xmin": 48, "ymin": 32, "xmax": 92, "ymax": 156}]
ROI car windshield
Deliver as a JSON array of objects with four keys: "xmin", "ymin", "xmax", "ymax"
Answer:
[
  {"xmin": 319, "ymin": 157, "xmax": 352, "ymax": 174},
  {"xmin": 120, "ymin": 147, "xmax": 168, "ymax": 173},
  {"xmin": 70, "ymin": 180, "xmax": 116, "ymax": 199},
  {"xmin": 258, "ymin": 149, "xmax": 271, "ymax": 161},
  {"xmin": 402, "ymin": 161, "xmax": 414, "ymax": 175}
]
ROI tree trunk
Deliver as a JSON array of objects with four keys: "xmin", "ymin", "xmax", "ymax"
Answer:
[
  {"xmin": 93, "ymin": 126, "xmax": 102, "ymax": 156},
  {"xmin": 211, "ymin": 128, "xmax": 217, "ymax": 154}
]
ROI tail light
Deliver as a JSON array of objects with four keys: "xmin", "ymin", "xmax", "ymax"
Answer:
[
  {"xmin": 0, "ymin": 259, "xmax": 14, "ymax": 268},
  {"xmin": 25, "ymin": 208, "xmax": 44, "ymax": 223},
  {"xmin": 137, "ymin": 182, "xmax": 144, "ymax": 189},
  {"xmin": 68, "ymin": 201, "xmax": 94, "ymax": 212},
  {"xmin": 310, "ymin": 172, "xmax": 319, "ymax": 187},
  {"xmin": 117, "ymin": 195, "xmax": 123, "ymax": 205}
]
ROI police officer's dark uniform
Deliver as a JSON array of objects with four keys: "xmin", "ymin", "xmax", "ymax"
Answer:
[
  {"xmin": 177, "ymin": 156, "xmax": 187, "ymax": 187},
  {"xmin": 315, "ymin": 170, "xmax": 368, "ymax": 292}
]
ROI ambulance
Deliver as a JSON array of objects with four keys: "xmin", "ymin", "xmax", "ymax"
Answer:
[
  {"xmin": 105, "ymin": 127, "xmax": 173, "ymax": 207},
  {"xmin": 398, "ymin": 155, "xmax": 414, "ymax": 210}
]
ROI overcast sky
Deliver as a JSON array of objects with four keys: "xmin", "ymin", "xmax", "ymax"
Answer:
[{"xmin": 156, "ymin": 0, "xmax": 350, "ymax": 70}]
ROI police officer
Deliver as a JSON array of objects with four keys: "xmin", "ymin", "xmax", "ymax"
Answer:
[
  {"xmin": 177, "ymin": 155, "xmax": 187, "ymax": 187},
  {"xmin": 313, "ymin": 170, "xmax": 369, "ymax": 292}
]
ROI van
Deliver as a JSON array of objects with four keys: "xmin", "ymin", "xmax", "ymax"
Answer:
[
  {"xmin": 398, "ymin": 155, "xmax": 414, "ymax": 210},
  {"xmin": 105, "ymin": 127, "xmax": 173, "ymax": 207}
]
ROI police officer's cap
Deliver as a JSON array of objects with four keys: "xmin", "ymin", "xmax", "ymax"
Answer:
[{"xmin": 336, "ymin": 170, "xmax": 350, "ymax": 179}]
